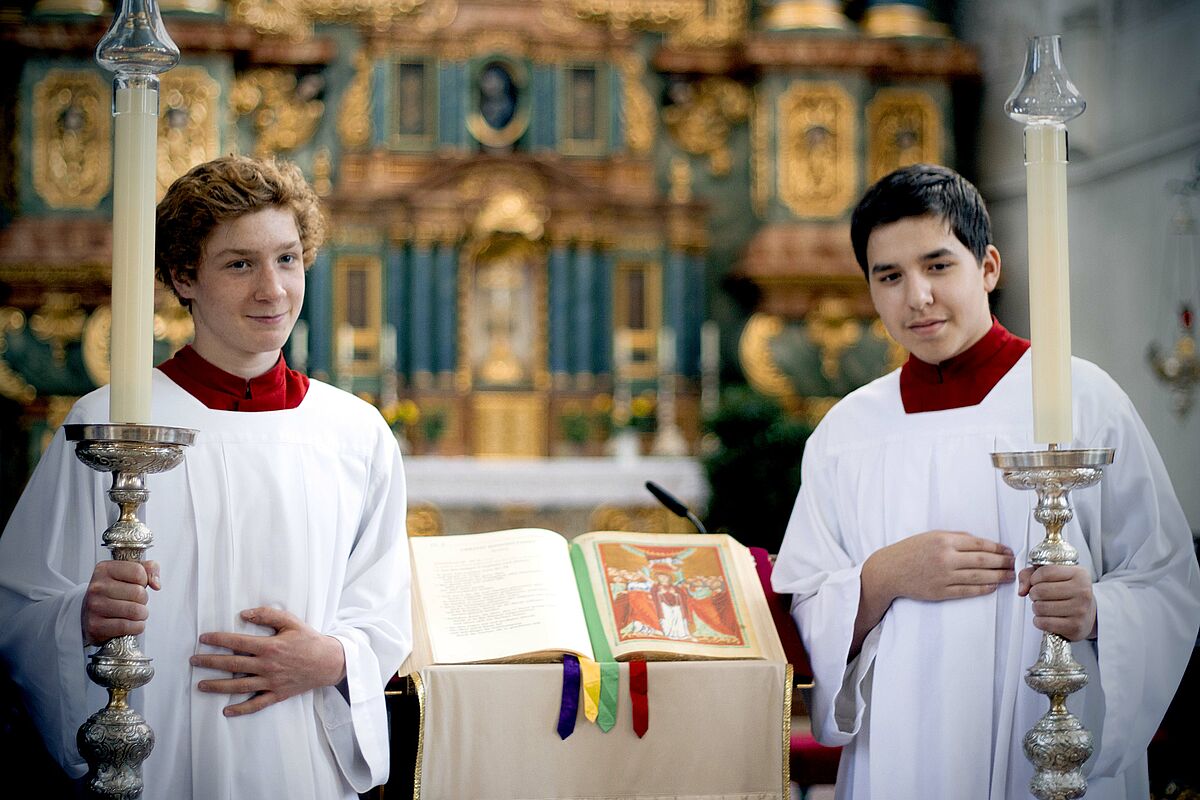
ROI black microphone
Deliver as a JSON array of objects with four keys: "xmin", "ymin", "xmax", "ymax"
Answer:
[{"xmin": 645, "ymin": 481, "xmax": 707, "ymax": 534}]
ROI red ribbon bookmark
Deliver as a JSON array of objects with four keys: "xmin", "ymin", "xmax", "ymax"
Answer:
[{"xmin": 629, "ymin": 660, "xmax": 648, "ymax": 738}]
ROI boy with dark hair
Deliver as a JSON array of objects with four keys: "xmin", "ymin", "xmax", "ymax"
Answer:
[
  {"xmin": 773, "ymin": 164, "xmax": 1199, "ymax": 799},
  {"xmin": 0, "ymin": 155, "xmax": 411, "ymax": 799}
]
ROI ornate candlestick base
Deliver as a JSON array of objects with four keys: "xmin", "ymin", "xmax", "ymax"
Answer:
[
  {"xmin": 992, "ymin": 447, "xmax": 1114, "ymax": 800},
  {"xmin": 65, "ymin": 424, "xmax": 195, "ymax": 799}
]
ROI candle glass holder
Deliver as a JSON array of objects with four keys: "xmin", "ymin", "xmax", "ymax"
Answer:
[
  {"xmin": 66, "ymin": 424, "xmax": 195, "ymax": 799},
  {"xmin": 992, "ymin": 447, "xmax": 1113, "ymax": 800}
]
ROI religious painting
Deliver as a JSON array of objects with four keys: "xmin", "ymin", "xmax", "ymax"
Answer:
[
  {"xmin": 31, "ymin": 69, "xmax": 111, "ymax": 210},
  {"xmin": 866, "ymin": 87, "xmax": 942, "ymax": 183},
  {"xmin": 560, "ymin": 63, "xmax": 608, "ymax": 156},
  {"xmin": 596, "ymin": 542, "xmax": 747, "ymax": 647},
  {"xmin": 391, "ymin": 58, "xmax": 436, "ymax": 149},
  {"xmin": 613, "ymin": 261, "xmax": 661, "ymax": 381},
  {"xmin": 332, "ymin": 255, "xmax": 382, "ymax": 376},
  {"xmin": 777, "ymin": 81, "xmax": 857, "ymax": 219},
  {"xmin": 467, "ymin": 58, "xmax": 529, "ymax": 149}
]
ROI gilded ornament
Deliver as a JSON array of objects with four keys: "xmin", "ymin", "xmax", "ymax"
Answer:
[
  {"xmin": 470, "ymin": 392, "xmax": 547, "ymax": 457},
  {"xmin": 82, "ymin": 305, "xmax": 112, "ymax": 388},
  {"xmin": 670, "ymin": 0, "xmax": 746, "ymax": 46},
  {"xmin": 777, "ymin": 81, "xmax": 857, "ymax": 219},
  {"xmin": 760, "ymin": 0, "xmax": 848, "ymax": 31},
  {"xmin": 571, "ymin": 0, "xmax": 704, "ymax": 31},
  {"xmin": 234, "ymin": 68, "xmax": 325, "ymax": 157},
  {"xmin": 30, "ymin": 292, "xmax": 87, "ymax": 365},
  {"xmin": 668, "ymin": 157, "xmax": 692, "ymax": 204},
  {"xmin": 473, "ymin": 190, "xmax": 548, "ymax": 240},
  {"xmin": 804, "ymin": 296, "xmax": 861, "ymax": 381},
  {"xmin": 0, "ymin": 308, "xmax": 36, "ymax": 404},
  {"xmin": 313, "ymin": 147, "xmax": 334, "ymax": 196},
  {"xmin": 158, "ymin": 67, "xmax": 221, "ymax": 198},
  {"xmin": 338, "ymin": 53, "xmax": 373, "ymax": 150},
  {"xmin": 615, "ymin": 53, "xmax": 655, "ymax": 156},
  {"xmin": 31, "ymin": 70, "xmax": 111, "ymax": 210},
  {"xmin": 153, "ymin": 301, "xmax": 194, "ymax": 357},
  {"xmin": 738, "ymin": 312, "xmax": 795, "ymax": 405},
  {"xmin": 458, "ymin": 165, "xmax": 545, "ymax": 204},
  {"xmin": 869, "ymin": 318, "xmax": 907, "ymax": 371},
  {"xmin": 751, "ymin": 87, "xmax": 769, "ymax": 216},
  {"xmin": 233, "ymin": 0, "xmax": 428, "ymax": 38},
  {"xmin": 662, "ymin": 77, "xmax": 750, "ymax": 177},
  {"xmin": 866, "ymin": 88, "xmax": 941, "ymax": 184},
  {"xmin": 589, "ymin": 505, "xmax": 693, "ymax": 534},
  {"xmin": 406, "ymin": 502, "xmax": 444, "ymax": 536}
]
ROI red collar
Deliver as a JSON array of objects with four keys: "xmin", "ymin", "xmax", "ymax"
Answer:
[
  {"xmin": 899, "ymin": 320, "xmax": 1029, "ymax": 413},
  {"xmin": 157, "ymin": 345, "xmax": 309, "ymax": 412}
]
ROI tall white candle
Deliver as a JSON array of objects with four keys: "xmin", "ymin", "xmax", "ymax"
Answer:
[
  {"xmin": 1024, "ymin": 124, "xmax": 1073, "ymax": 444},
  {"xmin": 109, "ymin": 81, "xmax": 158, "ymax": 424}
]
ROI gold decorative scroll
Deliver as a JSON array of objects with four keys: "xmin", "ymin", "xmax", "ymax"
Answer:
[
  {"xmin": 739, "ymin": 312, "xmax": 794, "ymax": 403},
  {"xmin": 669, "ymin": 0, "xmax": 747, "ymax": 46},
  {"xmin": 804, "ymin": 296, "xmax": 861, "ymax": 381},
  {"xmin": 0, "ymin": 308, "xmax": 36, "ymax": 404},
  {"xmin": 233, "ymin": 68, "xmax": 325, "ymax": 157},
  {"xmin": 154, "ymin": 301, "xmax": 195, "ymax": 358},
  {"xmin": 158, "ymin": 66, "xmax": 221, "ymax": 197},
  {"xmin": 751, "ymin": 86, "xmax": 769, "ymax": 216},
  {"xmin": 589, "ymin": 505, "xmax": 694, "ymax": 535},
  {"xmin": 29, "ymin": 292, "xmax": 86, "ymax": 365},
  {"xmin": 870, "ymin": 318, "xmax": 907, "ymax": 371},
  {"xmin": 777, "ymin": 81, "xmax": 857, "ymax": 219},
  {"xmin": 82, "ymin": 305, "xmax": 110, "ymax": 387},
  {"xmin": 31, "ymin": 69, "xmax": 111, "ymax": 210},
  {"xmin": 662, "ymin": 77, "xmax": 750, "ymax": 176},
  {"xmin": 472, "ymin": 190, "xmax": 549, "ymax": 240},
  {"xmin": 407, "ymin": 502, "xmax": 445, "ymax": 536},
  {"xmin": 668, "ymin": 157, "xmax": 692, "ymax": 203},
  {"xmin": 571, "ymin": 0, "xmax": 705, "ymax": 31},
  {"xmin": 615, "ymin": 52, "xmax": 655, "ymax": 156},
  {"xmin": 337, "ymin": 53, "xmax": 373, "ymax": 150},
  {"xmin": 866, "ymin": 88, "xmax": 941, "ymax": 184},
  {"xmin": 233, "ymin": 0, "xmax": 428, "ymax": 38}
]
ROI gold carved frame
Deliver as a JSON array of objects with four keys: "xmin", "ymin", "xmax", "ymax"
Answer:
[{"xmin": 776, "ymin": 80, "xmax": 857, "ymax": 219}]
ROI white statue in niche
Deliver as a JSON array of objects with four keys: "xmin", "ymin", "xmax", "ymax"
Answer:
[{"xmin": 471, "ymin": 243, "xmax": 535, "ymax": 387}]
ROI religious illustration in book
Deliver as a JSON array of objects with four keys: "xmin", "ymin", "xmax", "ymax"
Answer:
[{"xmin": 599, "ymin": 543, "xmax": 746, "ymax": 646}]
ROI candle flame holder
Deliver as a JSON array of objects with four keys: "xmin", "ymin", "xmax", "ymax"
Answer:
[
  {"xmin": 992, "ymin": 446, "xmax": 1113, "ymax": 800},
  {"xmin": 66, "ymin": 424, "xmax": 194, "ymax": 799}
]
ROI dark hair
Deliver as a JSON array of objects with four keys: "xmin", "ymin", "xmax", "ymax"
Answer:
[
  {"xmin": 850, "ymin": 164, "xmax": 992, "ymax": 277},
  {"xmin": 156, "ymin": 155, "xmax": 326, "ymax": 305}
]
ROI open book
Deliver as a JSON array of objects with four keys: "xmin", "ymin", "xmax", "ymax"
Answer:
[{"xmin": 398, "ymin": 528, "xmax": 786, "ymax": 675}]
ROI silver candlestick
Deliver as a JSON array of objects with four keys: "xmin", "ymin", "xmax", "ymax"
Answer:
[
  {"xmin": 66, "ymin": 424, "xmax": 195, "ymax": 799},
  {"xmin": 992, "ymin": 446, "xmax": 1114, "ymax": 800}
]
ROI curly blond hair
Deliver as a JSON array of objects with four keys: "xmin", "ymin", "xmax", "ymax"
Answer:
[{"xmin": 155, "ymin": 155, "xmax": 326, "ymax": 304}]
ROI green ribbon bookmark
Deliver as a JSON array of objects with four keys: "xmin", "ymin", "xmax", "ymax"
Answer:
[{"xmin": 571, "ymin": 542, "xmax": 619, "ymax": 730}]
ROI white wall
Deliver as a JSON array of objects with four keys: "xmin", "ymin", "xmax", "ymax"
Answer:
[{"xmin": 955, "ymin": 0, "xmax": 1200, "ymax": 528}]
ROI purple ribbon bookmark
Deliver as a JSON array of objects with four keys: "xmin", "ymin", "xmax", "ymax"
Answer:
[{"xmin": 557, "ymin": 654, "xmax": 581, "ymax": 739}]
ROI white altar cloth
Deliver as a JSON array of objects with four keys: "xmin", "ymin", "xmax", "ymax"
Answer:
[{"xmin": 415, "ymin": 661, "xmax": 789, "ymax": 800}]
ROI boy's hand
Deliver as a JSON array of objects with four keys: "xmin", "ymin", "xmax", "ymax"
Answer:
[
  {"xmin": 869, "ymin": 530, "xmax": 1016, "ymax": 605},
  {"xmin": 1018, "ymin": 565, "xmax": 1097, "ymax": 641},
  {"xmin": 191, "ymin": 607, "xmax": 346, "ymax": 718},
  {"xmin": 852, "ymin": 531, "xmax": 1013, "ymax": 658},
  {"xmin": 81, "ymin": 560, "xmax": 161, "ymax": 647}
]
